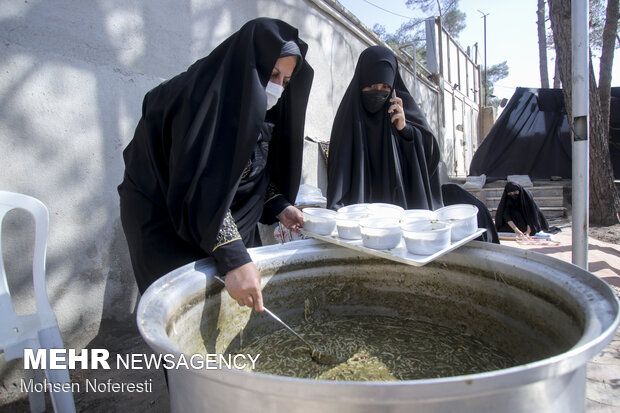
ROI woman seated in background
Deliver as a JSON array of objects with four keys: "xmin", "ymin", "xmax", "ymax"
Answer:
[
  {"xmin": 495, "ymin": 181, "xmax": 549, "ymax": 239},
  {"xmin": 326, "ymin": 46, "xmax": 443, "ymax": 211}
]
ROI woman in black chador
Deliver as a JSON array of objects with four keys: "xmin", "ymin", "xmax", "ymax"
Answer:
[
  {"xmin": 326, "ymin": 46, "xmax": 442, "ymax": 210},
  {"xmin": 495, "ymin": 181, "xmax": 549, "ymax": 238},
  {"xmin": 118, "ymin": 18, "xmax": 313, "ymax": 312}
]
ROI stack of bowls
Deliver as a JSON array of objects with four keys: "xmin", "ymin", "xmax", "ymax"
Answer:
[
  {"xmin": 302, "ymin": 207, "xmax": 337, "ymax": 235},
  {"xmin": 335, "ymin": 203, "xmax": 370, "ymax": 240},
  {"xmin": 335, "ymin": 203, "xmax": 405, "ymax": 248},
  {"xmin": 335, "ymin": 211, "xmax": 368, "ymax": 240}
]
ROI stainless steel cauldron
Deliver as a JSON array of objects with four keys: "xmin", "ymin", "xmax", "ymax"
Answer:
[{"xmin": 137, "ymin": 240, "xmax": 619, "ymax": 413}]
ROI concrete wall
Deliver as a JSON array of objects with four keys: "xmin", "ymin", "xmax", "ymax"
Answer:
[
  {"xmin": 0, "ymin": 0, "xmax": 436, "ymax": 359},
  {"xmin": 0, "ymin": 1, "xmax": 453, "ymax": 384}
]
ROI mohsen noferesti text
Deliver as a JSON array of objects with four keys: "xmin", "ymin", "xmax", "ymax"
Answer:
[{"xmin": 21, "ymin": 378, "xmax": 153, "ymax": 393}]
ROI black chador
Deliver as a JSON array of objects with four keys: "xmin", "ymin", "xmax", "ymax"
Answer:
[
  {"xmin": 495, "ymin": 181, "xmax": 549, "ymax": 235},
  {"xmin": 118, "ymin": 18, "xmax": 313, "ymax": 292}
]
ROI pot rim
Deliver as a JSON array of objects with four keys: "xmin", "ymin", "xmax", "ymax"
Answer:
[{"xmin": 137, "ymin": 239, "xmax": 619, "ymax": 399}]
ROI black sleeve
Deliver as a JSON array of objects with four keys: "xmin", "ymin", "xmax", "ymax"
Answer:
[
  {"xmin": 262, "ymin": 182, "xmax": 292, "ymax": 223},
  {"xmin": 395, "ymin": 123, "xmax": 415, "ymax": 141},
  {"xmin": 502, "ymin": 205, "xmax": 514, "ymax": 224},
  {"xmin": 211, "ymin": 210, "xmax": 251, "ymax": 275}
]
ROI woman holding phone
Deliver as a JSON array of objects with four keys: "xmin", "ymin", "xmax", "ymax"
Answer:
[
  {"xmin": 326, "ymin": 46, "xmax": 442, "ymax": 211},
  {"xmin": 118, "ymin": 18, "xmax": 313, "ymax": 311}
]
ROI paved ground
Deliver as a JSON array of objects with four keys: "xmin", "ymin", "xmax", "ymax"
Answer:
[{"xmin": 501, "ymin": 219, "xmax": 620, "ymax": 412}]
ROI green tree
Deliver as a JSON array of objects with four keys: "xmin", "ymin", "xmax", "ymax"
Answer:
[
  {"xmin": 484, "ymin": 61, "xmax": 510, "ymax": 107},
  {"xmin": 406, "ymin": 0, "xmax": 467, "ymax": 38},
  {"xmin": 372, "ymin": 20, "xmax": 425, "ymax": 51},
  {"xmin": 373, "ymin": 0, "xmax": 467, "ymax": 62},
  {"xmin": 544, "ymin": 0, "xmax": 617, "ymax": 89},
  {"xmin": 372, "ymin": 1, "xmax": 508, "ymax": 108},
  {"xmin": 548, "ymin": 0, "xmax": 619, "ymax": 225}
]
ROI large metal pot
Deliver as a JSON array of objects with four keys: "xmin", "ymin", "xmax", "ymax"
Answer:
[{"xmin": 137, "ymin": 240, "xmax": 619, "ymax": 413}]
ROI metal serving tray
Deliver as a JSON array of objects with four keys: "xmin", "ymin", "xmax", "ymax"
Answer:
[{"xmin": 299, "ymin": 228, "xmax": 486, "ymax": 267}]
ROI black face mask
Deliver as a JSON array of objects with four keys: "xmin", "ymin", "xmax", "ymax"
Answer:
[
  {"xmin": 361, "ymin": 89, "xmax": 390, "ymax": 113},
  {"xmin": 509, "ymin": 194, "xmax": 519, "ymax": 200}
]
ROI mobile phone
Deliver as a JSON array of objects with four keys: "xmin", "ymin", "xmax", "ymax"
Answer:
[{"xmin": 389, "ymin": 89, "xmax": 397, "ymax": 118}]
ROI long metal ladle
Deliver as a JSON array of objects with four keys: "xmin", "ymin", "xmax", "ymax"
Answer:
[{"xmin": 213, "ymin": 275, "xmax": 342, "ymax": 365}]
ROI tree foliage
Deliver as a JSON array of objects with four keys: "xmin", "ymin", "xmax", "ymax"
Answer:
[
  {"xmin": 373, "ymin": 0, "xmax": 468, "ymax": 55},
  {"xmin": 441, "ymin": 8, "xmax": 467, "ymax": 37},
  {"xmin": 372, "ymin": 20, "xmax": 427, "ymax": 64},
  {"xmin": 548, "ymin": 0, "xmax": 619, "ymax": 225},
  {"xmin": 372, "ymin": 20, "xmax": 425, "ymax": 50},
  {"xmin": 484, "ymin": 61, "xmax": 509, "ymax": 107},
  {"xmin": 405, "ymin": 0, "xmax": 467, "ymax": 38},
  {"xmin": 372, "ymin": 1, "xmax": 508, "ymax": 108},
  {"xmin": 545, "ymin": 0, "xmax": 618, "ymax": 59},
  {"xmin": 589, "ymin": 0, "xmax": 614, "ymax": 52}
]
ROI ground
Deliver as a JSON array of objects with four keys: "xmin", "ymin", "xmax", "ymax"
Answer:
[
  {"xmin": 547, "ymin": 214, "xmax": 620, "ymax": 244},
  {"xmin": 0, "ymin": 319, "xmax": 169, "ymax": 413},
  {"xmin": 590, "ymin": 223, "xmax": 620, "ymax": 244}
]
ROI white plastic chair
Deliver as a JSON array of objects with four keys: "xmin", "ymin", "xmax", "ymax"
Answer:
[{"xmin": 0, "ymin": 191, "xmax": 76, "ymax": 413}]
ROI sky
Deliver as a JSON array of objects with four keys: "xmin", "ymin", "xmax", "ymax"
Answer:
[{"xmin": 337, "ymin": 0, "xmax": 619, "ymax": 102}]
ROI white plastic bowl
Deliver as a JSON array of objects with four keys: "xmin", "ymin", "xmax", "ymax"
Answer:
[
  {"xmin": 401, "ymin": 209, "xmax": 438, "ymax": 223},
  {"xmin": 337, "ymin": 203, "xmax": 370, "ymax": 214},
  {"xmin": 359, "ymin": 217, "xmax": 402, "ymax": 250},
  {"xmin": 401, "ymin": 220, "xmax": 452, "ymax": 255},
  {"xmin": 435, "ymin": 204, "xmax": 479, "ymax": 242},
  {"xmin": 336, "ymin": 211, "xmax": 368, "ymax": 240},
  {"xmin": 366, "ymin": 203, "xmax": 405, "ymax": 219},
  {"xmin": 302, "ymin": 207, "xmax": 337, "ymax": 235}
]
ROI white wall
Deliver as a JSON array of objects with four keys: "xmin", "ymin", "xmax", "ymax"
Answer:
[
  {"xmin": 0, "ymin": 0, "xmax": 451, "ymax": 376},
  {"xmin": 0, "ymin": 0, "xmax": 389, "ymax": 355}
]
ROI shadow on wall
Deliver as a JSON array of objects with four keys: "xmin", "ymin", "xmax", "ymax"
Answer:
[
  {"xmin": 0, "ymin": 0, "xmax": 280, "ymax": 326},
  {"xmin": 2, "ymin": 0, "xmax": 365, "ymax": 398},
  {"xmin": 0, "ymin": 0, "xmax": 257, "ymax": 392}
]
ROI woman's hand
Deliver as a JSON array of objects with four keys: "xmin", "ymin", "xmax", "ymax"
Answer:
[
  {"xmin": 508, "ymin": 220, "xmax": 526, "ymax": 240},
  {"xmin": 277, "ymin": 205, "xmax": 303, "ymax": 233},
  {"xmin": 389, "ymin": 91, "xmax": 406, "ymax": 131},
  {"xmin": 225, "ymin": 262, "xmax": 264, "ymax": 312}
]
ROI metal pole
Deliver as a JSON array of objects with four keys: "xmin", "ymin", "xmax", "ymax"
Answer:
[
  {"xmin": 478, "ymin": 11, "xmax": 489, "ymax": 106},
  {"xmin": 571, "ymin": 0, "xmax": 589, "ymax": 269}
]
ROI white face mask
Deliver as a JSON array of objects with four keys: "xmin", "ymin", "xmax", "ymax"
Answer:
[{"xmin": 265, "ymin": 81, "xmax": 284, "ymax": 111}]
